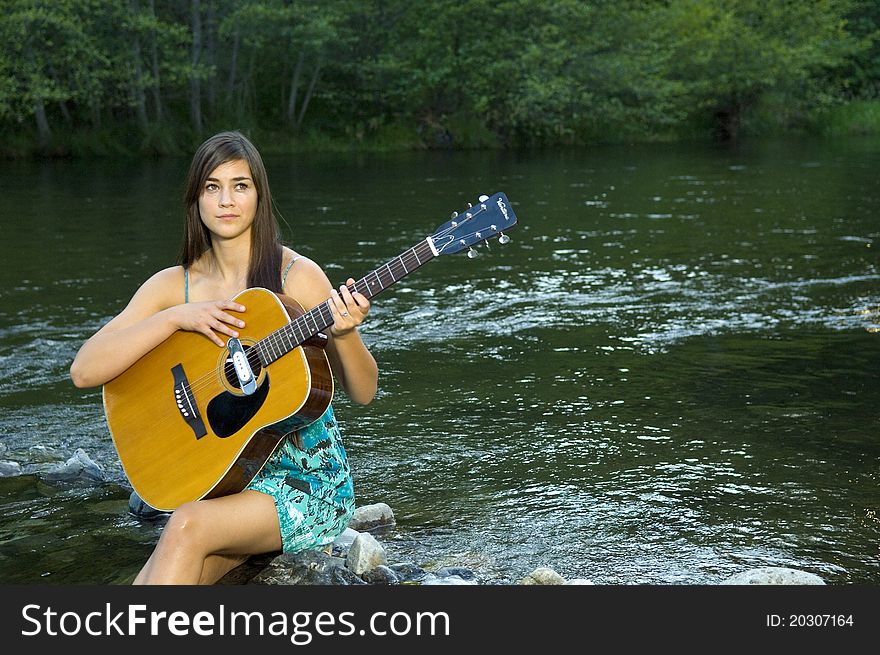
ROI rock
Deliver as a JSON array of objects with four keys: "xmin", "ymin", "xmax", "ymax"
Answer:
[
  {"xmin": 361, "ymin": 565, "xmax": 400, "ymax": 585},
  {"xmin": 518, "ymin": 567, "xmax": 566, "ymax": 585},
  {"xmin": 251, "ymin": 549, "xmax": 367, "ymax": 585},
  {"xmin": 421, "ymin": 574, "xmax": 478, "ymax": 585},
  {"xmin": 389, "ymin": 562, "xmax": 428, "ymax": 583},
  {"xmin": 348, "ymin": 502, "xmax": 395, "ymax": 532},
  {"xmin": 720, "ymin": 567, "xmax": 825, "ymax": 585},
  {"xmin": 0, "ymin": 460, "xmax": 22, "ymax": 477},
  {"xmin": 0, "ymin": 441, "xmax": 7, "ymax": 455},
  {"xmin": 434, "ymin": 566, "xmax": 478, "ymax": 581},
  {"xmin": 332, "ymin": 527, "xmax": 360, "ymax": 553},
  {"xmin": 42, "ymin": 448, "xmax": 105, "ymax": 483},
  {"xmin": 217, "ymin": 553, "xmax": 278, "ymax": 585},
  {"xmin": 128, "ymin": 490, "xmax": 170, "ymax": 520},
  {"xmin": 346, "ymin": 532, "xmax": 387, "ymax": 575}
]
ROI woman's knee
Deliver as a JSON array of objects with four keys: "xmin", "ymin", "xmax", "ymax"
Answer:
[{"xmin": 160, "ymin": 501, "xmax": 209, "ymax": 549}]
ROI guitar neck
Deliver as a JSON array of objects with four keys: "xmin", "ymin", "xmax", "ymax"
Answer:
[{"xmin": 257, "ymin": 238, "xmax": 437, "ymax": 365}]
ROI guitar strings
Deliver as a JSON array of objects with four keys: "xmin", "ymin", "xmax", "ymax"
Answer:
[{"xmin": 121, "ymin": 218, "xmax": 492, "ymax": 432}]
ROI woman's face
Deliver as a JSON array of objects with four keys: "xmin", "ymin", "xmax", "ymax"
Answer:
[{"xmin": 198, "ymin": 159, "xmax": 258, "ymax": 242}]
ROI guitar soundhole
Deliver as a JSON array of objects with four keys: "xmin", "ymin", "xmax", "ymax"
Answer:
[{"xmin": 224, "ymin": 344, "xmax": 263, "ymax": 391}]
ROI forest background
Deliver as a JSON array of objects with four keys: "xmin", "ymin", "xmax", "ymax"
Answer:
[{"xmin": 2, "ymin": 0, "xmax": 879, "ymax": 157}]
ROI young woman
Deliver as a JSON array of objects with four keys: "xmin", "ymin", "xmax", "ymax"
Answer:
[{"xmin": 70, "ymin": 131, "xmax": 378, "ymax": 584}]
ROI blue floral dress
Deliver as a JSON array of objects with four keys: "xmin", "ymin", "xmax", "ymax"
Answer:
[{"xmin": 246, "ymin": 405, "xmax": 355, "ymax": 553}]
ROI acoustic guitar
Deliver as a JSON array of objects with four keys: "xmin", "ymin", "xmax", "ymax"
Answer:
[{"xmin": 103, "ymin": 192, "xmax": 518, "ymax": 510}]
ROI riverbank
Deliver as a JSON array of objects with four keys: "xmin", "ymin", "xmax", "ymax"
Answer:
[{"xmin": 3, "ymin": 100, "xmax": 879, "ymax": 160}]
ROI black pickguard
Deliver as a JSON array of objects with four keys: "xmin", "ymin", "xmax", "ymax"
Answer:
[{"xmin": 206, "ymin": 377, "xmax": 271, "ymax": 438}]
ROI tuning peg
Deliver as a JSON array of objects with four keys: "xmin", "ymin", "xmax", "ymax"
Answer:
[
  {"xmin": 498, "ymin": 232, "xmax": 511, "ymax": 244},
  {"xmin": 450, "ymin": 211, "xmax": 459, "ymax": 219},
  {"xmin": 478, "ymin": 195, "xmax": 489, "ymax": 202},
  {"xmin": 467, "ymin": 247, "xmax": 479, "ymax": 258}
]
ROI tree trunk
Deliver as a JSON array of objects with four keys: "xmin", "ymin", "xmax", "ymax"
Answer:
[
  {"xmin": 205, "ymin": 0, "xmax": 216, "ymax": 114},
  {"xmin": 189, "ymin": 0, "xmax": 203, "ymax": 133},
  {"xmin": 129, "ymin": 0, "xmax": 149, "ymax": 131},
  {"xmin": 226, "ymin": 29, "xmax": 239, "ymax": 103},
  {"xmin": 148, "ymin": 0, "xmax": 164, "ymax": 122},
  {"xmin": 286, "ymin": 51, "xmax": 304, "ymax": 124},
  {"xmin": 296, "ymin": 58, "xmax": 322, "ymax": 129},
  {"xmin": 34, "ymin": 99, "xmax": 51, "ymax": 149}
]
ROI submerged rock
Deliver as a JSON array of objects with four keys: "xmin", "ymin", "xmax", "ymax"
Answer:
[
  {"xmin": 720, "ymin": 567, "xmax": 825, "ymax": 585},
  {"xmin": 42, "ymin": 448, "xmax": 105, "ymax": 483},
  {"xmin": 388, "ymin": 562, "xmax": 428, "ymax": 583},
  {"xmin": 128, "ymin": 490, "xmax": 170, "ymax": 521},
  {"xmin": 0, "ymin": 460, "xmax": 21, "ymax": 477}
]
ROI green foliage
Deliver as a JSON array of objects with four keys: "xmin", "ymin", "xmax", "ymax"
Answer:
[{"xmin": 0, "ymin": 0, "xmax": 876, "ymax": 156}]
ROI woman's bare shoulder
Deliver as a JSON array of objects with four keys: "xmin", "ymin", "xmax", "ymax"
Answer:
[
  {"xmin": 128, "ymin": 265, "xmax": 185, "ymax": 307},
  {"xmin": 280, "ymin": 251, "xmax": 333, "ymax": 309}
]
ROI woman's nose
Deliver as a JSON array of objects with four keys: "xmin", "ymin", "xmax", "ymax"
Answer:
[{"xmin": 219, "ymin": 186, "xmax": 234, "ymax": 206}]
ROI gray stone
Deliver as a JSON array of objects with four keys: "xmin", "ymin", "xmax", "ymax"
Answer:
[
  {"xmin": 389, "ymin": 562, "xmax": 428, "ymax": 583},
  {"xmin": 421, "ymin": 574, "xmax": 478, "ymax": 585},
  {"xmin": 346, "ymin": 532, "xmax": 387, "ymax": 575},
  {"xmin": 332, "ymin": 527, "xmax": 360, "ymax": 551},
  {"xmin": 720, "ymin": 567, "xmax": 825, "ymax": 585},
  {"xmin": 435, "ymin": 566, "xmax": 477, "ymax": 581},
  {"xmin": 0, "ymin": 460, "xmax": 21, "ymax": 477},
  {"xmin": 128, "ymin": 490, "xmax": 170, "ymax": 520},
  {"xmin": 361, "ymin": 565, "xmax": 400, "ymax": 585},
  {"xmin": 348, "ymin": 502, "xmax": 395, "ymax": 532},
  {"xmin": 43, "ymin": 448, "xmax": 105, "ymax": 483},
  {"xmin": 251, "ymin": 549, "xmax": 367, "ymax": 585},
  {"xmin": 518, "ymin": 567, "xmax": 566, "ymax": 585}
]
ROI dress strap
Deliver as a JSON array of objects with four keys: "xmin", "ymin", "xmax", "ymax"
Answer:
[
  {"xmin": 184, "ymin": 268, "xmax": 189, "ymax": 304},
  {"xmin": 281, "ymin": 256, "xmax": 300, "ymax": 288}
]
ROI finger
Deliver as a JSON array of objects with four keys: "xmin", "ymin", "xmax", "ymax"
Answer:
[
  {"xmin": 344, "ymin": 278, "xmax": 369, "ymax": 311},
  {"xmin": 205, "ymin": 327, "xmax": 226, "ymax": 347},
  {"xmin": 221, "ymin": 300, "xmax": 246, "ymax": 313},
  {"xmin": 326, "ymin": 289, "xmax": 345, "ymax": 317},
  {"xmin": 338, "ymin": 284, "xmax": 359, "ymax": 314},
  {"xmin": 217, "ymin": 312, "xmax": 246, "ymax": 329}
]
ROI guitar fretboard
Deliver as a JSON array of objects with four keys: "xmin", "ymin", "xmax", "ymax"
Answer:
[{"xmin": 254, "ymin": 238, "xmax": 436, "ymax": 365}]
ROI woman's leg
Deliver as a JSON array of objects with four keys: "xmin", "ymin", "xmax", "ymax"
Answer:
[{"xmin": 133, "ymin": 490, "xmax": 282, "ymax": 585}]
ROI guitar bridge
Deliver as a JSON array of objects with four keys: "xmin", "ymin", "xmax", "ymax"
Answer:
[{"xmin": 171, "ymin": 363, "xmax": 208, "ymax": 439}]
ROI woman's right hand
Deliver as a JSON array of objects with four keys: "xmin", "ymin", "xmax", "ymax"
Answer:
[{"xmin": 170, "ymin": 300, "xmax": 247, "ymax": 347}]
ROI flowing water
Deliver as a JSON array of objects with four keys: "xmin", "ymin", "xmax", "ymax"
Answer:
[{"xmin": 1, "ymin": 137, "xmax": 878, "ymax": 585}]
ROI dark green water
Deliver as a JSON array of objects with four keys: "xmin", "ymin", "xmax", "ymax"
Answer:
[{"xmin": 1, "ymin": 137, "xmax": 878, "ymax": 584}]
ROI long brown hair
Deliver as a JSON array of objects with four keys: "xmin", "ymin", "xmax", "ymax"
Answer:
[{"xmin": 179, "ymin": 131, "xmax": 283, "ymax": 291}]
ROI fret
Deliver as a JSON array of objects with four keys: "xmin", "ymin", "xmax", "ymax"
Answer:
[{"xmin": 255, "ymin": 237, "xmax": 446, "ymax": 358}]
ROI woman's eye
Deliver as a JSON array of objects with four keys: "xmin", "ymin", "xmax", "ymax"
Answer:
[
  {"xmin": 235, "ymin": 183, "xmax": 249, "ymax": 191},
  {"xmin": 205, "ymin": 183, "xmax": 219, "ymax": 192}
]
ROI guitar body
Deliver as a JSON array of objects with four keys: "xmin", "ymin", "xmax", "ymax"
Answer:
[{"xmin": 102, "ymin": 288, "xmax": 334, "ymax": 511}]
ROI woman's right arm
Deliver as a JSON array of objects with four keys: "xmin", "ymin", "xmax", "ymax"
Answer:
[{"xmin": 69, "ymin": 267, "xmax": 246, "ymax": 388}]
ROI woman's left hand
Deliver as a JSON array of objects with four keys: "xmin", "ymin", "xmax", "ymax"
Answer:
[{"xmin": 329, "ymin": 278, "xmax": 370, "ymax": 337}]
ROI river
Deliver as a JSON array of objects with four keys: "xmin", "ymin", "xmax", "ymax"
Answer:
[{"xmin": 0, "ymin": 136, "xmax": 878, "ymax": 584}]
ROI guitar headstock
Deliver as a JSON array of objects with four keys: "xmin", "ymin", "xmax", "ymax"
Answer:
[{"xmin": 430, "ymin": 192, "xmax": 518, "ymax": 257}]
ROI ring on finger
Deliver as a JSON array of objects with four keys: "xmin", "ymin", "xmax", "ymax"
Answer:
[{"xmin": 341, "ymin": 311, "xmax": 350, "ymax": 317}]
